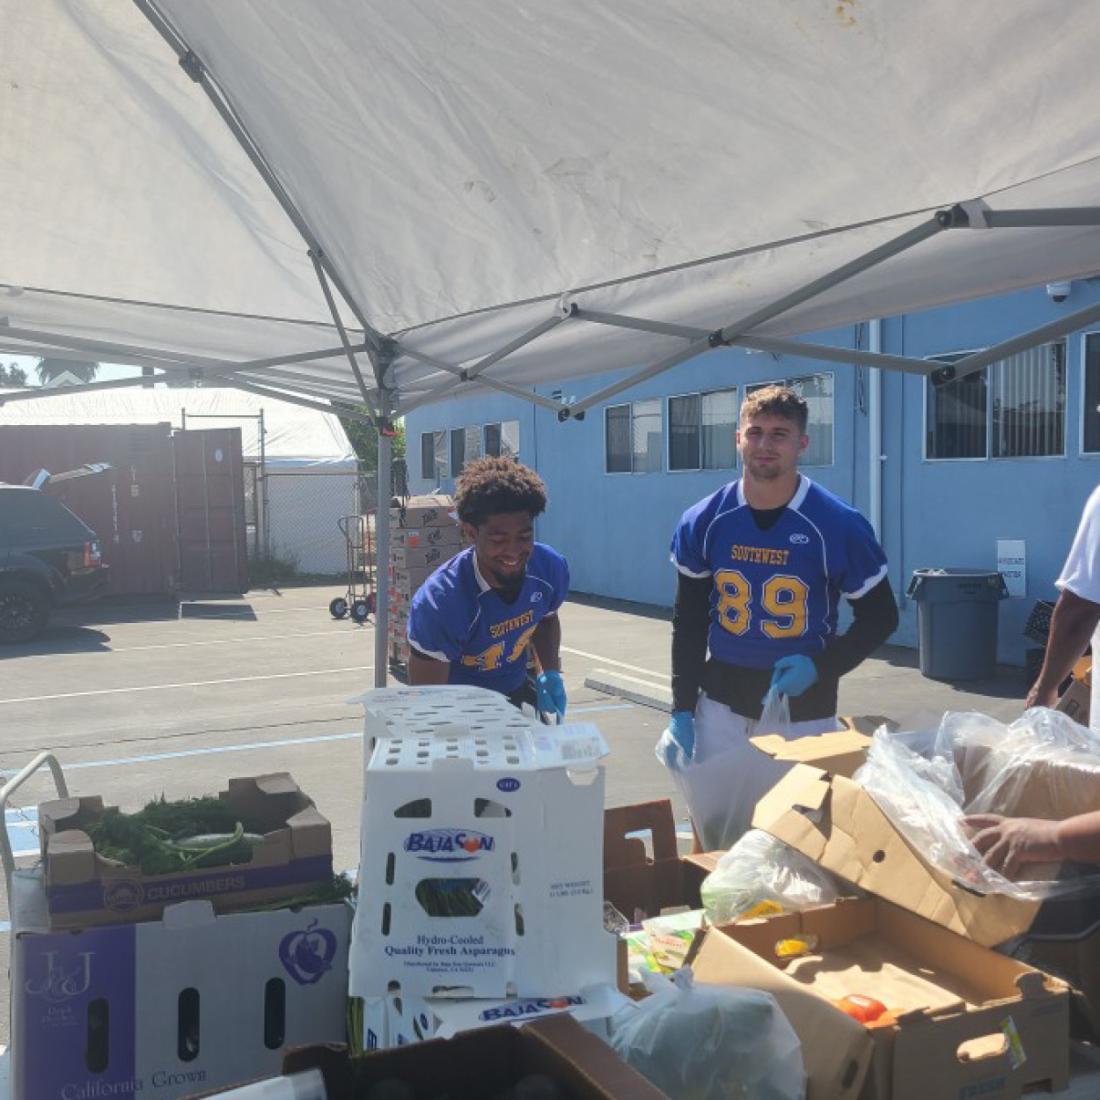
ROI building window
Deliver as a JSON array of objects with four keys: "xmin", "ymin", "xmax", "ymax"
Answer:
[
  {"xmin": 668, "ymin": 389, "xmax": 738, "ymax": 471},
  {"xmin": 420, "ymin": 430, "xmax": 448, "ymax": 482},
  {"xmin": 605, "ymin": 399, "xmax": 662, "ymax": 473},
  {"xmin": 926, "ymin": 343, "xmax": 1065, "ymax": 460},
  {"xmin": 745, "ymin": 373, "xmax": 834, "ymax": 466},
  {"xmin": 484, "ymin": 420, "xmax": 520, "ymax": 458},
  {"xmin": 1085, "ymin": 334, "xmax": 1100, "ymax": 453},
  {"xmin": 450, "ymin": 427, "xmax": 465, "ymax": 477}
]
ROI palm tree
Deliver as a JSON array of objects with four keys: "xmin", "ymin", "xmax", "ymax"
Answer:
[{"xmin": 35, "ymin": 358, "xmax": 99, "ymax": 386}]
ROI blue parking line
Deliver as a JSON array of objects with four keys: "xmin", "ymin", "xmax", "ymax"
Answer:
[{"xmin": 0, "ymin": 702, "xmax": 633, "ymax": 777}]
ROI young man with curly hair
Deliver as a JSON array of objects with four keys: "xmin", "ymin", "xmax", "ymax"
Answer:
[
  {"xmin": 664, "ymin": 384, "xmax": 898, "ymax": 849},
  {"xmin": 406, "ymin": 456, "xmax": 569, "ymax": 720}
]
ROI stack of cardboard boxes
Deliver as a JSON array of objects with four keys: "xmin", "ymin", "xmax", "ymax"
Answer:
[
  {"xmin": 10, "ymin": 775, "xmax": 351, "ymax": 1100},
  {"xmin": 349, "ymin": 686, "xmax": 623, "ymax": 1048},
  {"xmin": 387, "ymin": 495, "xmax": 464, "ymax": 669}
]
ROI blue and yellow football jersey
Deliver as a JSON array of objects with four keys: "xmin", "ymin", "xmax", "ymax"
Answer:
[
  {"xmin": 670, "ymin": 477, "xmax": 886, "ymax": 670},
  {"xmin": 407, "ymin": 543, "xmax": 569, "ymax": 692}
]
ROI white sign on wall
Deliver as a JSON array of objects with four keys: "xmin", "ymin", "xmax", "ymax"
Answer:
[{"xmin": 997, "ymin": 539, "xmax": 1027, "ymax": 598}]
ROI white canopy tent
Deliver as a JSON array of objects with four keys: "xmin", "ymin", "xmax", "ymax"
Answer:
[{"xmin": 4, "ymin": 0, "xmax": 1100, "ymax": 683}]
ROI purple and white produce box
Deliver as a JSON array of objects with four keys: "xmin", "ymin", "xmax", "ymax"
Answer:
[{"xmin": 10, "ymin": 868, "xmax": 350, "ymax": 1100}]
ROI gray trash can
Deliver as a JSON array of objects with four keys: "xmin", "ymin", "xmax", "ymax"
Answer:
[{"xmin": 906, "ymin": 569, "xmax": 1009, "ymax": 680}]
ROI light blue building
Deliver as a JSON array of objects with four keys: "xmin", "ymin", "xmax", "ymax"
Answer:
[{"xmin": 403, "ymin": 280, "xmax": 1100, "ymax": 666}]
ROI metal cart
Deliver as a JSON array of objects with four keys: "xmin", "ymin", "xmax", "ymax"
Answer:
[{"xmin": 329, "ymin": 513, "xmax": 376, "ymax": 624}]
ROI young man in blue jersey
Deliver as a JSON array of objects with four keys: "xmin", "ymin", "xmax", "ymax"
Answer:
[
  {"xmin": 663, "ymin": 385, "xmax": 898, "ymax": 849},
  {"xmin": 406, "ymin": 456, "xmax": 569, "ymax": 721}
]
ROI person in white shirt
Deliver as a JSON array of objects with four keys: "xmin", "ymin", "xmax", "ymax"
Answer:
[{"xmin": 1026, "ymin": 483, "xmax": 1100, "ymax": 734}]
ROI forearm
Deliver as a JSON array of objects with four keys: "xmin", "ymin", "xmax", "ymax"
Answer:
[
  {"xmin": 1056, "ymin": 810, "xmax": 1100, "ymax": 864},
  {"xmin": 814, "ymin": 578, "xmax": 899, "ymax": 682},
  {"xmin": 531, "ymin": 614, "xmax": 561, "ymax": 672},
  {"xmin": 1032, "ymin": 589, "xmax": 1100, "ymax": 698},
  {"xmin": 672, "ymin": 574, "xmax": 712, "ymax": 712},
  {"xmin": 408, "ymin": 650, "xmax": 451, "ymax": 685}
]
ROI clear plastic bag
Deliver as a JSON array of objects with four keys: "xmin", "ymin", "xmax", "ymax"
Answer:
[
  {"xmin": 853, "ymin": 709, "xmax": 1100, "ymax": 901},
  {"xmin": 701, "ymin": 829, "xmax": 846, "ymax": 925},
  {"xmin": 608, "ymin": 967, "xmax": 805, "ymax": 1100}
]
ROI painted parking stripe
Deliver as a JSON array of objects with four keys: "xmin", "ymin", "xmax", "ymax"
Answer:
[
  {"xmin": 0, "ymin": 665, "xmax": 373, "ymax": 706},
  {"xmin": 560, "ymin": 646, "xmax": 670, "ymax": 682},
  {"xmin": 0, "ymin": 702, "xmax": 633, "ymax": 776},
  {"xmin": 11, "ymin": 629, "xmax": 357, "ymax": 660}
]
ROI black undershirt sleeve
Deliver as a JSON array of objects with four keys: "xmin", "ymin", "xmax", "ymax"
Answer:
[
  {"xmin": 671, "ymin": 572, "xmax": 713, "ymax": 712},
  {"xmin": 813, "ymin": 576, "xmax": 899, "ymax": 682}
]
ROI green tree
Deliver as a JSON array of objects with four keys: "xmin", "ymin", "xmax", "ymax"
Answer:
[
  {"xmin": 36, "ymin": 358, "xmax": 98, "ymax": 385},
  {"xmin": 338, "ymin": 406, "xmax": 405, "ymax": 469},
  {"xmin": 0, "ymin": 362, "xmax": 28, "ymax": 386}
]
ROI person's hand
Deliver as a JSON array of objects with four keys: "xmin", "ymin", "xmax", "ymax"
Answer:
[
  {"xmin": 768, "ymin": 654, "xmax": 819, "ymax": 699},
  {"xmin": 661, "ymin": 710, "xmax": 696, "ymax": 767},
  {"xmin": 535, "ymin": 670, "xmax": 567, "ymax": 722},
  {"xmin": 1024, "ymin": 683, "xmax": 1058, "ymax": 710},
  {"xmin": 963, "ymin": 813, "xmax": 1063, "ymax": 879}
]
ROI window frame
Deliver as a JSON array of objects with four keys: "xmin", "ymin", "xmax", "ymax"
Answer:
[
  {"xmin": 1080, "ymin": 331, "xmax": 1100, "ymax": 457},
  {"xmin": 604, "ymin": 399, "xmax": 663, "ymax": 474},
  {"xmin": 665, "ymin": 387, "xmax": 739, "ymax": 473},
  {"xmin": 923, "ymin": 343, "xmax": 1067, "ymax": 462}
]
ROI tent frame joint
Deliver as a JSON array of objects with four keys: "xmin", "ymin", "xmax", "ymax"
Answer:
[{"xmin": 178, "ymin": 50, "xmax": 204, "ymax": 83}]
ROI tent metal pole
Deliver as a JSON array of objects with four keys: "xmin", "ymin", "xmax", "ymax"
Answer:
[
  {"xmin": 309, "ymin": 250, "xmax": 379, "ymax": 418},
  {"xmin": 398, "ymin": 376, "xmax": 466, "ymax": 416},
  {"xmin": 568, "ymin": 212, "xmax": 952, "ymax": 418},
  {"xmin": 983, "ymin": 208, "xmax": 1100, "ymax": 228},
  {"xmin": 575, "ymin": 308, "xmax": 934, "ymax": 373},
  {"xmin": 714, "ymin": 213, "xmax": 950, "ymax": 345},
  {"xmin": 236, "ymin": 367, "xmax": 366, "ymax": 400},
  {"xmin": 933, "ymin": 298, "xmax": 1100, "ymax": 383},
  {"xmin": 464, "ymin": 311, "xmax": 572, "ymax": 379},
  {"xmin": 0, "ymin": 323, "xmax": 369, "ymax": 376},
  {"xmin": 374, "ymin": 393, "xmax": 393, "ymax": 689},
  {"xmin": 397, "ymin": 312, "xmax": 570, "ymax": 415},
  {"xmin": 397, "ymin": 347, "xmax": 568, "ymax": 414},
  {"xmin": 225, "ymin": 380, "xmax": 379, "ymax": 427},
  {"xmin": 136, "ymin": 0, "xmax": 387, "ymax": 353},
  {"xmin": 0, "ymin": 375, "xmax": 179, "ymax": 403},
  {"xmin": 738, "ymin": 335, "xmax": 933, "ymax": 375}
]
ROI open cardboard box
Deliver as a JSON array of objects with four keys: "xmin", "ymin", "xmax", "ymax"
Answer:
[
  {"xmin": 39, "ymin": 773, "xmax": 333, "ymax": 929},
  {"xmin": 692, "ymin": 896, "xmax": 1070, "ymax": 1100},
  {"xmin": 750, "ymin": 713, "xmax": 895, "ymax": 780},
  {"xmin": 753, "ymin": 763, "xmax": 1042, "ymax": 948},
  {"xmin": 1055, "ymin": 657, "xmax": 1092, "ymax": 725},
  {"xmin": 278, "ymin": 1014, "xmax": 669, "ymax": 1100},
  {"xmin": 603, "ymin": 799, "xmax": 707, "ymax": 922}
]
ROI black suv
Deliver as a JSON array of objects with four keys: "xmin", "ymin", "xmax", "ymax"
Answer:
[{"xmin": 0, "ymin": 484, "xmax": 109, "ymax": 643}]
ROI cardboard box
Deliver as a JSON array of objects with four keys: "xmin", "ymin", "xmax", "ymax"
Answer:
[
  {"xmin": 750, "ymin": 714, "xmax": 895, "ymax": 779},
  {"xmin": 694, "ymin": 897, "xmax": 1070, "ymax": 1100},
  {"xmin": 11, "ymin": 867, "xmax": 351, "ymax": 1100},
  {"xmin": 1055, "ymin": 663, "xmax": 1091, "ymax": 725},
  {"xmin": 754, "ymin": 763, "xmax": 1042, "ymax": 947},
  {"xmin": 359, "ymin": 982, "xmax": 631, "ymax": 1049},
  {"xmin": 39, "ymin": 774, "xmax": 333, "ymax": 929},
  {"xmin": 351, "ymin": 686, "xmax": 618, "ymax": 999},
  {"xmin": 281, "ymin": 1014, "xmax": 669, "ymax": 1100},
  {"xmin": 389, "ymin": 543, "xmax": 460, "ymax": 571},
  {"xmin": 389, "ymin": 494, "xmax": 456, "ymax": 529},
  {"xmin": 603, "ymin": 799, "xmax": 707, "ymax": 922},
  {"xmin": 391, "ymin": 524, "xmax": 465, "ymax": 549}
]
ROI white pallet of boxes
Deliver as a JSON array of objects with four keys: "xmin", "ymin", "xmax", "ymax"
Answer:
[
  {"xmin": 387, "ymin": 496, "xmax": 464, "ymax": 668},
  {"xmin": 349, "ymin": 686, "xmax": 621, "ymax": 1046}
]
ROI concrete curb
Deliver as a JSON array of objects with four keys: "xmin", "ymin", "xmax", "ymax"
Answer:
[{"xmin": 584, "ymin": 668, "xmax": 672, "ymax": 712}]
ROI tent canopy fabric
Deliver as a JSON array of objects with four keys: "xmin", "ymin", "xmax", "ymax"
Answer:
[
  {"xmin": 0, "ymin": 387, "xmax": 357, "ymax": 469},
  {"xmin": 4, "ymin": 1, "xmax": 1100, "ymax": 415}
]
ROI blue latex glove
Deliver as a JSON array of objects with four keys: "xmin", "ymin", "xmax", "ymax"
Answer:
[
  {"xmin": 767, "ymin": 654, "xmax": 819, "ymax": 700},
  {"xmin": 536, "ymin": 669, "xmax": 567, "ymax": 722},
  {"xmin": 664, "ymin": 710, "xmax": 696, "ymax": 765}
]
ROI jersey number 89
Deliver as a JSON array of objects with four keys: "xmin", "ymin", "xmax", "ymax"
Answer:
[{"xmin": 714, "ymin": 569, "xmax": 809, "ymax": 639}]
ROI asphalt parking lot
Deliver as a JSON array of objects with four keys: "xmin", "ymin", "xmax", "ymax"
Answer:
[{"xmin": 0, "ymin": 584, "xmax": 1029, "ymax": 1047}]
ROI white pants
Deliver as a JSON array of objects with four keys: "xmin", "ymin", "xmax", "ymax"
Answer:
[{"xmin": 671, "ymin": 693, "xmax": 838, "ymax": 852}]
